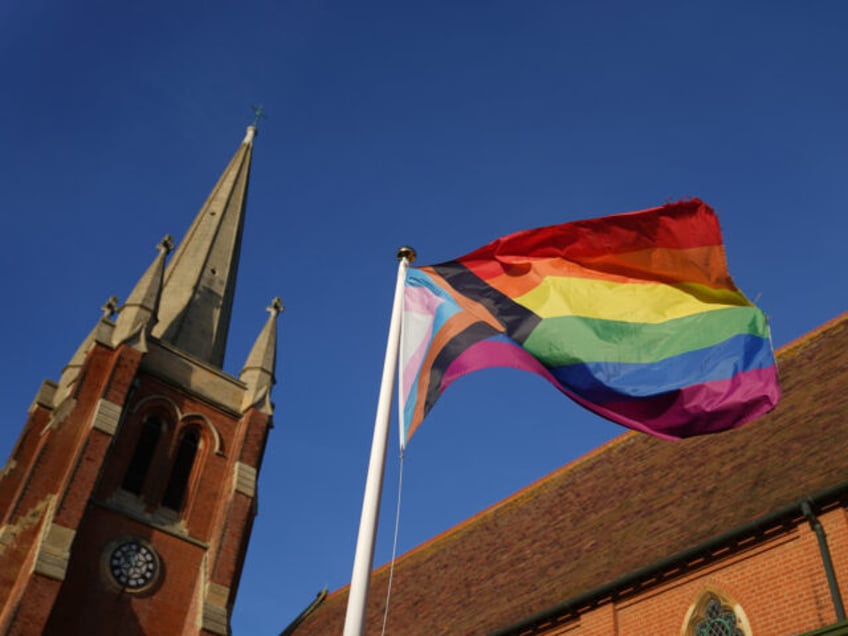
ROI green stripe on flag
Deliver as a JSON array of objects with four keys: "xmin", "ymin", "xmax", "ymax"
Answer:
[{"xmin": 523, "ymin": 306, "xmax": 769, "ymax": 367}]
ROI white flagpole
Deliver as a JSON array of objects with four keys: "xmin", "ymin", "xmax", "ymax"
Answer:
[{"xmin": 343, "ymin": 246, "xmax": 416, "ymax": 636}]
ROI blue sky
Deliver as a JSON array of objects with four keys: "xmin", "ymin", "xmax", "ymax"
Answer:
[{"xmin": 2, "ymin": 1, "xmax": 847, "ymax": 632}]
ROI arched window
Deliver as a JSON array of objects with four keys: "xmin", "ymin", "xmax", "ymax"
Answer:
[
  {"xmin": 122, "ymin": 416, "xmax": 163, "ymax": 494},
  {"xmin": 684, "ymin": 592, "xmax": 749, "ymax": 636},
  {"xmin": 161, "ymin": 428, "xmax": 200, "ymax": 511}
]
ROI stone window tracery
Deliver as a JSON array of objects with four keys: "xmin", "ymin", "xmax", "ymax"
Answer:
[{"xmin": 684, "ymin": 591, "xmax": 749, "ymax": 636}]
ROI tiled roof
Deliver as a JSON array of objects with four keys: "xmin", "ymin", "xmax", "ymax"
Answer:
[{"xmin": 288, "ymin": 312, "xmax": 848, "ymax": 635}]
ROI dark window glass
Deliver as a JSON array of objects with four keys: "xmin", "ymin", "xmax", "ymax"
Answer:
[
  {"xmin": 122, "ymin": 417, "xmax": 162, "ymax": 494},
  {"xmin": 161, "ymin": 428, "xmax": 200, "ymax": 511}
]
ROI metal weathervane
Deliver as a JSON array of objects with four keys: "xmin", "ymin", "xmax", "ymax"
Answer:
[{"xmin": 250, "ymin": 104, "xmax": 268, "ymax": 128}]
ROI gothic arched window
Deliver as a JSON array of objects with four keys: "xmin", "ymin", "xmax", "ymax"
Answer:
[
  {"xmin": 122, "ymin": 416, "xmax": 163, "ymax": 494},
  {"xmin": 161, "ymin": 427, "xmax": 200, "ymax": 511},
  {"xmin": 685, "ymin": 592, "xmax": 749, "ymax": 636}
]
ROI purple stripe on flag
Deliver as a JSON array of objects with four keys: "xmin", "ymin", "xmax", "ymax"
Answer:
[{"xmin": 571, "ymin": 366, "xmax": 781, "ymax": 440}]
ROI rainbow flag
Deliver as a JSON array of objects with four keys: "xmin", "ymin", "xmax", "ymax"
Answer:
[{"xmin": 399, "ymin": 199, "xmax": 780, "ymax": 448}]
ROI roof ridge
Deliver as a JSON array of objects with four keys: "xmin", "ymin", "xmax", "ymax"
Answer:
[
  {"xmin": 774, "ymin": 310, "xmax": 848, "ymax": 358},
  {"xmin": 374, "ymin": 311, "xmax": 848, "ymax": 578},
  {"xmin": 301, "ymin": 309, "xmax": 848, "ymax": 634},
  {"xmin": 364, "ymin": 433, "xmax": 637, "ymax": 581}
]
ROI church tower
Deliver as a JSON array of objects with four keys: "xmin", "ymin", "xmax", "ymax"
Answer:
[{"xmin": 0, "ymin": 126, "xmax": 279, "ymax": 635}]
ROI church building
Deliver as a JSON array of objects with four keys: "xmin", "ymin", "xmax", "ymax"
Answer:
[
  {"xmin": 0, "ymin": 126, "xmax": 279, "ymax": 635},
  {"xmin": 285, "ymin": 311, "xmax": 848, "ymax": 635},
  {"xmin": 2, "ymin": 122, "xmax": 846, "ymax": 636}
]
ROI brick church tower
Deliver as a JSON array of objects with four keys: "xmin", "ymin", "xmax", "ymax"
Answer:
[{"xmin": 0, "ymin": 126, "xmax": 279, "ymax": 635}]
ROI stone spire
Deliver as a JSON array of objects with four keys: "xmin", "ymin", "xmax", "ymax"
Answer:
[
  {"xmin": 112, "ymin": 235, "xmax": 173, "ymax": 348},
  {"xmin": 151, "ymin": 126, "xmax": 257, "ymax": 367},
  {"xmin": 240, "ymin": 297, "xmax": 283, "ymax": 413}
]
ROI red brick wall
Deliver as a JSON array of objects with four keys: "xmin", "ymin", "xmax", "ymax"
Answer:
[
  {"xmin": 534, "ymin": 509, "xmax": 848, "ymax": 636},
  {"xmin": 1, "ymin": 336, "xmax": 272, "ymax": 635},
  {"xmin": 0, "ymin": 501, "xmax": 50, "ymax": 632},
  {"xmin": 0, "ymin": 342, "xmax": 144, "ymax": 634},
  {"xmin": 8, "ymin": 571, "xmax": 62, "ymax": 636},
  {"xmin": 43, "ymin": 507, "xmax": 206, "ymax": 636},
  {"xmin": 0, "ymin": 405, "xmax": 52, "ymax": 524}
]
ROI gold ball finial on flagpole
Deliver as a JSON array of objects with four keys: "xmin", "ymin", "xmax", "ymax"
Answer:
[{"xmin": 397, "ymin": 246, "xmax": 416, "ymax": 263}]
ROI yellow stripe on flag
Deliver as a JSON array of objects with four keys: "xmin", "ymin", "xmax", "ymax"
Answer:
[{"xmin": 514, "ymin": 276, "xmax": 752, "ymax": 323}]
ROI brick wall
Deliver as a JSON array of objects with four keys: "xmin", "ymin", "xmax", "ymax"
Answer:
[
  {"xmin": 534, "ymin": 509, "xmax": 848, "ymax": 636},
  {"xmin": 0, "ymin": 337, "xmax": 273, "ymax": 635}
]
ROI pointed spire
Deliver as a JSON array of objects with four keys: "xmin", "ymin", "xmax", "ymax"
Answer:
[
  {"xmin": 151, "ymin": 127, "xmax": 257, "ymax": 367},
  {"xmin": 112, "ymin": 236, "xmax": 173, "ymax": 347},
  {"xmin": 240, "ymin": 297, "xmax": 283, "ymax": 413}
]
